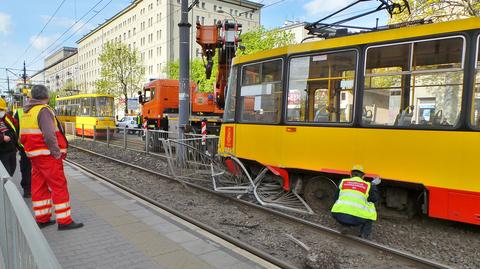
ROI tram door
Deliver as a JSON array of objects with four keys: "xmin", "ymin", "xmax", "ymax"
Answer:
[{"xmin": 283, "ymin": 51, "xmax": 357, "ymax": 169}]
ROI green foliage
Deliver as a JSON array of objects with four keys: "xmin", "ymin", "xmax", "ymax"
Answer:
[
  {"xmin": 390, "ymin": 0, "xmax": 480, "ymax": 23},
  {"xmin": 237, "ymin": 26, "xmax": 295, "ymax": 56},
  {"xmin": 96, "ymin": 41, "xmax": 145, "ymax": 113},
  {"xmin": 165, "ymin": 58, "xmax": 217, "ymax": 92}
]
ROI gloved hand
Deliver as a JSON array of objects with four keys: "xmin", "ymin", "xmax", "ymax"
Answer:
[{"xmin": 372, "ymin": 177, "xmax": 381, "ymax": 185}]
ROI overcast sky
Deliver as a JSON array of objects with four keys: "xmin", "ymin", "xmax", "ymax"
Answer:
[{"xmin": 0, "ymin": 0, "xmax": 388, "ymax": 92}]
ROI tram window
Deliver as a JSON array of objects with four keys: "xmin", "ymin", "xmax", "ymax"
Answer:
[
  {"xmin": 224, "ymin": 66, "xmax": 238, "ymax": 122},
  {"xmin": 239, "ymin": 59, "xmax": 283, "ymax": 123},
  {"xmin": 363, "ymin": 37, "xmax": 464, "ymax": 128},
  {"xmin": 96, "ymin": 97, "xmax": 114, "ymax": 117},
  {"xmin": 471, "ymin": 36, "xmax": 480, "ymax": 128},
  {"xmin": 287, "ymin": 50, "xmax": 357, "ymax": 123},
  {"xmin": 81, "ymin": 98, "xmax": 94, "ymax": 116}
]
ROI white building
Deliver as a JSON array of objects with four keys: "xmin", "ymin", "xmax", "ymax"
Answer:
[
  {"xmin": 76, "ymin": 0, "xmax": 263, "ymax": 93},
  {"xmin": 279, "ymin": 20, "xmax": 309, "ymax": 44},
  {"xmin": 31, "ymin": 47, "xmax": 79, "ymax": 93}
]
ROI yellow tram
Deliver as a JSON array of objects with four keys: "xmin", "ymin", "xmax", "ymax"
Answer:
[
  {"xmin": 56, "ymin": 94, "xmax": 115, "ymax": 137},
  {"xmin": 219, "ymin": 17, "xmax": 480, "ymax": 225}
]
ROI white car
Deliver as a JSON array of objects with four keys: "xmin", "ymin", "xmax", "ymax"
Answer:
[{"xmin": 116, "ymin": 116, "xmax": 138, "ymax": 132}]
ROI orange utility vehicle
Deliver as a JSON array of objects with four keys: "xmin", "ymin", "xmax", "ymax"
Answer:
[{"xmin": 139, "ymin": 20, "xmax": 241, "ymax": 134}]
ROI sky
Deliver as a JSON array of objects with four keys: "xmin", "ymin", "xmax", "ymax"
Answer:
[{"xmin": 0, "ymin": 0, "xmax": 389, "ymax": 92}]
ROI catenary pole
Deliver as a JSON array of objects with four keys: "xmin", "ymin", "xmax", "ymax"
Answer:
[{"xmin": 178, "ymin": 0, "xmax": 191, "ymax": 163}]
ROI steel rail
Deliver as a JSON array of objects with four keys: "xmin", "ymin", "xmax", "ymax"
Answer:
[{"xmin": 67, "ymin": 145, "xmax": 451, "ymax": 269}]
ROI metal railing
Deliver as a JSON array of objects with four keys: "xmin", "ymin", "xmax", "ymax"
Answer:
[
  {"xmin": 63, "ymin": 122, "xmax": 218, "ymax": 155},
  {"xmin": 0, "ymin": 163, "xmax": 62, "ymax": 269}
]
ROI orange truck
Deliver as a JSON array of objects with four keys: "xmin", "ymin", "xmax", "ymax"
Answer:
[
  {"xmin": 140, "ymin": 79, "xmax": 222, "ymax": 134},
  {"xmin": 139, "ymin": 20, "xmax": 241, "ymax": 135}
]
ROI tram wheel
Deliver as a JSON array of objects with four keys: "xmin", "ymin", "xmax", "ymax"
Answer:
[{"xmin": 303, "ymin": 175, "xmax": 338, "ymax": 213}]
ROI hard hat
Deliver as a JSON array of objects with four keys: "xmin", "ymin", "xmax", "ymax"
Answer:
[
  {"xmin": 351, "ymin": 164, "xmax": 365, "ymax": 173},
  {"xmin": 0, "ymin": 98, "xmax": 7, "ymax": 110}
]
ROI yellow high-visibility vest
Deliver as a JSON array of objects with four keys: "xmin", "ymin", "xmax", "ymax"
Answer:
[{"xmin": 331, "ymin": 176, "xmax": 377, "ymax": 221}]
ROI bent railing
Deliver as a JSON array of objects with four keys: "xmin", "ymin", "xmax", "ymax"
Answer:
[{"xmin": 0, "ymin": 164, "xmax": 61, "ymax": 269}]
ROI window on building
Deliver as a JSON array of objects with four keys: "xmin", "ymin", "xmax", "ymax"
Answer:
[
  {"xmin": 230, "ymin": 9, "xmax": 233, "ymax": 14},
  {"xmin": 363, "ymin": 36, "xmax": 464, "ymax": 128},
  {"xmin": 214, "ymin": 5, "xmax": 217, "ymax": 11},
  {"xmin": 201, "ymin": 17, "xmax": 205, "ymax": 24},
  {"xmin": 202, "ymin": 2, "xmax": 205, "ymax": 9},
  {"xmin": 133, "ymin": 27, "xmax": 136, "ymax": 35},
  {"xmin": 239, "ymin": 59, "xmax": 283, "ymax": 123},
  {"xmin": 287, "ymin": 50, "xmax": 357, "ymax": 123},
  {"xmin": 196, "ymin": 16, "xmax": 200, "ymax": 23},
  {"xmin": 213, "ymin": 19, "xmax": 217, "ymax": 24}
]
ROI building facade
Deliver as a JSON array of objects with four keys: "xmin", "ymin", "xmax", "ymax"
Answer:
[
  {"xmin": 33, "ymin": 47, "xmax": 79, "ymax": 93},
  {"xmin": 278, "ymin": 20, "xmax": 309, "ymax": 44},
  {"xmin": 77, "ymin": 0, "xmax": 262, "ymax": 93}
]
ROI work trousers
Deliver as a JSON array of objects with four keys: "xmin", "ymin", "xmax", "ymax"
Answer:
[
  {"xmin": 31, "ymin": 155, "xmax": 72, "ymax": 225},
  {"xmin": 0, "ymin": 151, "xmax": 17, "ymax": 177},
  {"xmin": 332, "ymin": 212, "xmax": 374, "ymax": 238},
  {"xmin": 19, "ymin": 150, "xmax": 31, "ymax": 194}
]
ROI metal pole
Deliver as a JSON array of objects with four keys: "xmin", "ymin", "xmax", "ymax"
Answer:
[
  {"xmin": 107, "ymin": 126, "xmax": 110, "ymax": 147},
  {"xmin": 178, "ymin": 0, "xmax": 191, "ymax": 163},
  {"xmin": 123, "ymin": 126, "xmax": 127, "ymax": 149},
  {"xmin": 145, "ymin": 129, "xmax": 149, "ymax": 153},
  {"xmin": 82, "ymin": 124, "xmax": 85, "ymax": 140},
  {"xmin": 22, "ymin": 61, "xmax": 27, "ymax": 86},
  {"xmin": 93, "ymin": 125, "xmax": 96, "ymax": 142}
]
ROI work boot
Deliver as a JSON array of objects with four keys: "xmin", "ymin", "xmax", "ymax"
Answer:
[
  {"xmin": 58, "ymin": 221, "xmax": 84, "ymax": 231},
  {"xmin": 37, "ymin": 220, "xmax": 56, "ymax": 229}
]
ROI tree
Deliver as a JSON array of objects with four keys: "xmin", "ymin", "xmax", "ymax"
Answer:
[
  {"xmin": 165, "ymin": 58, "xmax": 217, "ymax": 92},
  {"xmin": 237, "ymin": 26, "xmax": 295, "ymax": 56},
  {"xmin": 390, "ymin": 0, "xmax": 480, "ymax": 23},
  {"xmin": 96, "ymin": 42, "xmax": 145, "ymax": 114}
]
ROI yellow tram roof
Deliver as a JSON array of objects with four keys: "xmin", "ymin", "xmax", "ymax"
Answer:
[
  {"xmin": 233, "ymin": 17, "xmax": 480, "ymax": 65},
  {"xmin": 56, "ymin": 93, "xmax": 114, "ymax": 101}
]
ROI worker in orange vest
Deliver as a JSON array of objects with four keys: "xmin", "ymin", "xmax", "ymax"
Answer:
[{"xmin": 19, "ymin": 85, "xmax": 83, "ymax": 230}]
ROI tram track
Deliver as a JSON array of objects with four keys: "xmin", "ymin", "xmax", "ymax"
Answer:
[{"xmin": 67, "ymin": 145, "xmax": 451, "ymax": 269}]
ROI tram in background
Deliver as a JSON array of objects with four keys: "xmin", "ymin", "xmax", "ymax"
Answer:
[
  {"xmin": 218, "ymin": 17, "xmax": 480, "ymax": 225},
  {"xmin": 56, "ymin": 94, "xmax": 115, "ymax": 137}
]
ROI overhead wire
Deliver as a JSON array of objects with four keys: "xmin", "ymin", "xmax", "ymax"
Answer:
[
  {"xmin": 27, "ymin": 0, "xmax": 109, "ymax": 67},
  {"xmin": 11, "ymin": 0, "xmax": 67, "ymax": 67}
]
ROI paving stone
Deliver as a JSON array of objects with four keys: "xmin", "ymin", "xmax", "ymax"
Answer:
[
  {"xmin": 152, "ymin": 249, "xmax": 214, "ymax": 269},
  {"xmin": 140, "ymin": 215, "xmax": 168, "ymax": 225},
  {"xmin": 152, "ymin": 222, "xmax": 183, "ymax": 234},
  {"xmin": 181, "ymin": 239, "xmax": 218, "ymax": 255},
  {"xmin": 164, "ymin": 230, "xmax": 199, "ymax": 243},
  {"xmin": 199, "ymin": 250, "xmax": 241, "ymax": 268},
  {"xmin": 129, "ymin": 208, "xmax": 154, "ymax": 218}
]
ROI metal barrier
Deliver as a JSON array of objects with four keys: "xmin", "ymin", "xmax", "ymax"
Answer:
[
  {"xmin": 162, "ymin": 137, "xmax": 219, "ymax": 181},
  {"xmin": 0, "ymin": 164, "xmax": 62, "ymax": 269}
]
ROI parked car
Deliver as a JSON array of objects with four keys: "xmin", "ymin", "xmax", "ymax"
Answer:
[{"xmin": 116, "ymin": 116, "xmax": 138, "ymax": 133}]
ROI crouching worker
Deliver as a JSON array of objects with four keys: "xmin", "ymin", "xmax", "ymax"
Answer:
[
  {"xmin": 20, "ymin": 85, "xmax": 83, "ymax": 230},
  {"xmin": 331, "ymin": 165, "xmax": 380, "ymax": 239}
]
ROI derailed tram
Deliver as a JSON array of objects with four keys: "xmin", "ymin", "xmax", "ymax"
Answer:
[{"xmin": 218, "ymin": 18, "xmax": 480, "ymax": 225}]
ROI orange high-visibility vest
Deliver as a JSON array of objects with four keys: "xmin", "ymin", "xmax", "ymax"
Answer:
[{"xmin": 19, "ymin": 104, "xmax": 68, "ymax": 158}]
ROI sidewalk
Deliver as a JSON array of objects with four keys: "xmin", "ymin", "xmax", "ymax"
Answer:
[{"xmin": 12, "ymin": 162, "xmax": 274, "ymax": 269}]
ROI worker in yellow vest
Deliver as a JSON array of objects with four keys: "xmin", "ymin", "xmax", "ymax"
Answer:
[
  {"xmin": 20, "ymin": 85, "xmax": 83, "ymax": 230},
  {"xmin": 14, "ymin": 106, "xmax": 32, "ymax": 198},
  {"xmin": 0, "ymin": 97, "xmax": 18, "ymax": 177},
  {"xmin": 331, "ymin": 165, "xmax": 380, "ymax": 239}
]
